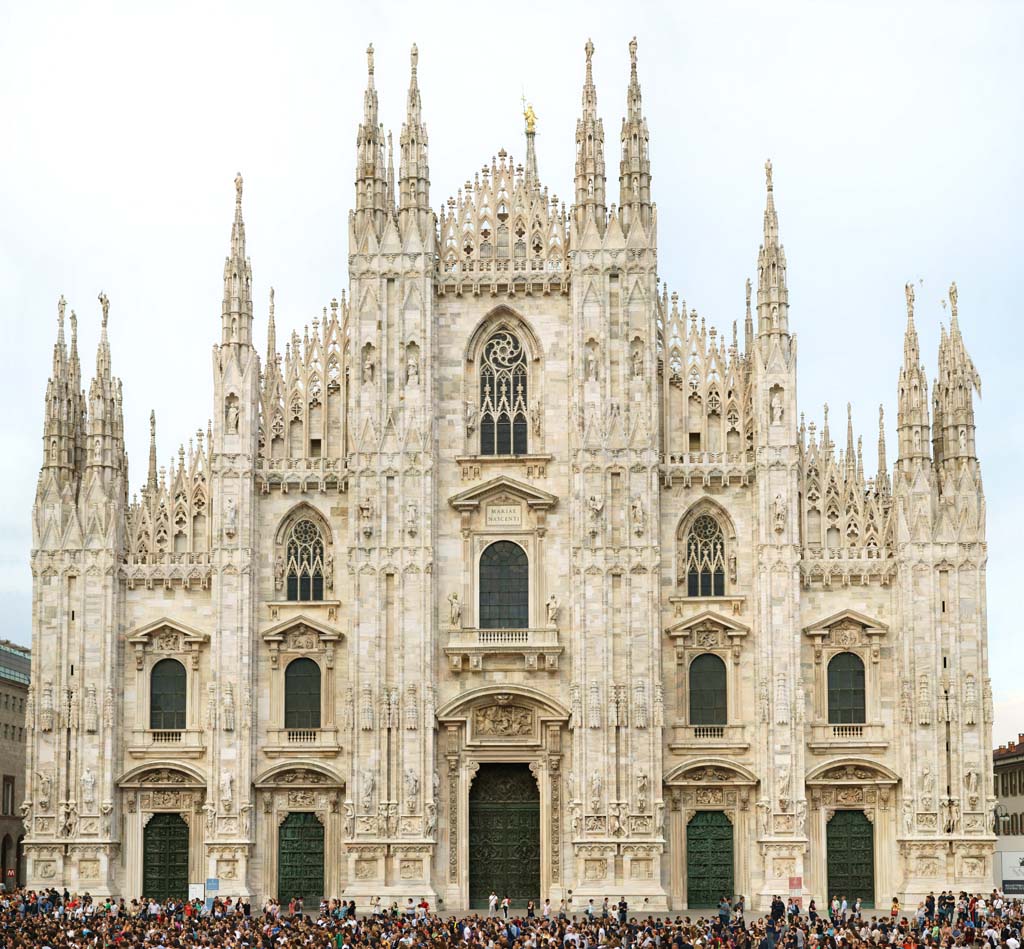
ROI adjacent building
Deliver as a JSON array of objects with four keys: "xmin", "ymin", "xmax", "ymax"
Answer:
[
  {"xmin": 0, "ymin": 640, "xmax": 29, "ymax": 887},
  {"xmin": 993, "ymin": 738, "xmax": 1024, "ymax": 892},
  {"xmin": 25, "ymin": 39, "xmax": 993, "ymax": 908}
]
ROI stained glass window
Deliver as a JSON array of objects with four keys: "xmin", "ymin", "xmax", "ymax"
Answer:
[
  {"xmin": 479, "ymin": 331, "xmax": 528, "ymax": 456},
  {"xmin": 479, "ymin": 541, "xmax": 528, "ymax": 629},
  {"xmin": 286, "ymin": 519, "xmax": 325, "ymax": 602},
  {"xmin": 686, "ymin": 514, "xmax": 726, "ymax": 596}
]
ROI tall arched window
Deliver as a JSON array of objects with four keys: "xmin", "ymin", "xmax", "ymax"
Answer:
[
  {"xmin": 689, "ymin": 653, "xmax": 728, "ymax": 725},
  {"xmin": 827, "ymin": 652, "xmax": 866, "ymax": 724},
  {"xmin": 150, "ymin": 658, "xmax": 187, "ymax": 731},
  {"xmin": 685, "ymin": 514, "xmax": 726, "ymax": 596},
  {"xmin": 479, "ymin": 331, "xmax": 528, "ymax": 456},
  {"xmin": 286, "ymin": 518, "xmax": 325, "ymax": 602},
  {"xmin": 479, "ymin": 541, "xmax": 528, "ymax": 629},
  {"xmin": 284, "ymin": 658, "xmax": 322, "ymax": 730}
]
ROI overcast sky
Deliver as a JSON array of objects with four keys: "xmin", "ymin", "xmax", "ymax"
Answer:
[{"xmin": 1, "ymin": 0, "xmax": 1021, "ymax": 742}]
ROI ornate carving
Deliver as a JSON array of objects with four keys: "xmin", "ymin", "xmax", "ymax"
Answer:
[{"xmin": 473, "ymin": 704, "xmax": 533, "ymax": 737}]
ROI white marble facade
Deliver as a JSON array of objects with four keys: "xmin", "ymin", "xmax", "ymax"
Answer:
[{"xmin": 25, "ymin": 40, "xmax": 993, "ymax": 909}]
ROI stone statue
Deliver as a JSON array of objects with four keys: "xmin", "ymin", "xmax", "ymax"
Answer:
[
  {"xmin": 771, "ymin": 390, "xmax": 784, "ymax": 423},
  {"xmin": 222, "ymin": 683, "xmax": 235, "ymax": 732},
  {"xmin": 448, "ymin": 592, "xmax": 462, "ymax": 627},
  {"xmin": 903, "ymin": 797, "xmax": 915, "ymax": 835},
  {"xmin": 219, "ymin": 769, "xmax": 234, "ymax": 810},
  {"xmin": 226, "ymin": 401, "xmax": 239, "ymax": 434},
  {"xmin": 530, "ymin": 404, "xmax": 542, "ymax": 436},
  {"xmin": 425, "ymin": 800, "xmax": 437, "ymax": 837},
  {"xmin": 359, "ymin": 497, "xmax": 374, "ymax": 538},
  {"xmin": 465, "ymin": 402, "xmax": 477, "ymax": 435},
  {"xmin": 585, "ymin": 348, "xmax": 599, "ymax": 381},
  {"xmin": 546, "ymin": 594, "xmax": 559, "ymax": 627},
  {"xmin": 589, "ymin": 769, "xmax": 603, "ymax": 810},
  {"xmin": 404, "ymin": 769, "xmax": 420, "ymax": 812},
  {"xmin": 360, "ymin": 771, "xmax": 375, "ymax": 812},
  {"xmin": 631, "ymin": 348, "xmax": 643, "ymax": 378},
  {"xmin": 756, "ymin": 799, "xmax": 771, "ymax": 837},
  {"xmin": 636, "ymin": 772, "xmax": 649, "ymax": 812},
  {"xmin": 36, "ymin": 772, "xmax": 51, "ymax": 811},
  {"xmin": 406, "ymin": 354, "xmax": 420, "ymax": 386},
  {"xmin": 772, "ymin": 495, "xmax": 786, "ymax": 534},
  {"xmin": 570, "ymin": 800, "xmax": 582, "ymax": 837},
  {"xmin": 84, "ymin": 685, "xmax": 98, "ymax": 734},
  {"xmin": 405, "ymin": 501, "xmax": 418, "ymax": 537},
  {"xmin": 224, "ymin": 497, "xmax": 238, "ymax": 539},
  {"xmin": 728, "ymin": 552, "xmax": 737, "ymax": 583},
  {"xmin": 343, "ymin": 800, "xmax": 355, "ymax": 838},
  {"xmin": 362, "ymin": 356, "xmax": 374, "ymax": 383},
  {"xmin": 965, "ymin": 767, "xmax": 980, "ymax": 796},
  {"xmin": 631, "ymin": 496, "xmax": 646, "ymax": 536},
  {"xmin": 80, "ymin": 767, "xmax": 96, "ymax": 808},
  {"xmin": 776, "ymin": 764, "xmax": 791, "ymax": 810},
  {"xmin": 795, "ymin": 799, "xmax": 807, "ymax": 835}
]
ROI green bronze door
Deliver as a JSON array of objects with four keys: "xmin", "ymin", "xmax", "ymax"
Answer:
[
  {"xmin": 686, "ymin": 810, "xmax": 734, "ymax": 908},
  {"xmin": 143, "ymin": 813, "xmax": 189, "ymax": 901},
  {"xmin": 469, "ymin": 763, "xmax": 540, "ymax": 908},
  {"xmin": 827, "ymin": 809, "xmax": 874, "ymax": 906},
  {"xmin": 277, "ymin": 812, "xmax": 325, "ymax": 905}
]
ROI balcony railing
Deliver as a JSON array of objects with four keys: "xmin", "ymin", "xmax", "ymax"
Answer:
[
  {"xmin": 128, "ymin": 728, "xmax": 206, "ymax": 759},
  {"xmin": 807, "ymin": 722, "xmax": 887, "ymax": 751},
  {"xmin": 445, "ymin": 627, "xmax": 563, "ymax": 673},
  {"xmin": 151, "ymin": 730, "xmax": 183, "ymax": 744},
  {"xmin": 264, "ymin": 727, "xmax": 341, "ymax": 758},
  {"xmin": 286, "ymin": 729, "xmax": 318, "ymax": 744},
  {"xmin": 669, "ymin": 723, "xmax": 749, "ymax": 752}
]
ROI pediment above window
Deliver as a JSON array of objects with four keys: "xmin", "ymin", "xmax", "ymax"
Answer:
[
  {"xmin": 448, "ymin": 475, "xmax": 558, "ymax": 535},
  {"xmin": 665, "ymin": 609, "xmax": 750, "ymax": 645},
  {"xmin": 261, "ymin": 615, "xmax": 342, "ymax": 668},
  {"xmin": 126, "ymin": 618, "xmax": 209, "ymax": 669}
]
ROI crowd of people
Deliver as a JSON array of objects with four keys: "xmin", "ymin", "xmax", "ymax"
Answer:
[{"xmin": 0, "ymin": 886, "xmax": 1021, "ymax": 949}]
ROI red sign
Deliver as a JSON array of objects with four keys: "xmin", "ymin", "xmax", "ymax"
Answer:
[{"xmin": 6, "ymin": 869, "xmax": 14, "ymax": 877}]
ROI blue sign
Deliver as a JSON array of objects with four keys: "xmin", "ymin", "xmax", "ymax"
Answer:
[{"xmin": 206, "ymin": 878, "xmax": 219, "ymax": 891}]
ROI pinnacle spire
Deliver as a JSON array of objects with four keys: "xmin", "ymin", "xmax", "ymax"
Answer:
[
  {"xmin": 876, "ymin": 404, "xmax": 890, "ymax": 495},
  {"xmin": 523, "ymin": 98, "xmax": 539, "ymax": 193},
  {"xmin": 756, "ymin": 158, "xmax": 789, "ymax": 335},
  {"xmin": 266, "ymin": 287, "xmax": 276, "ymax": 365},
  {"xmin": 147, "ymin": 410, "xmax": 158, "ymax": 495},
  {"xmin": 897, "ymin": 281, "xmax": 930, "ymax": 464},
  {"xmin": 574, "ymin": 39, "xmax": 606, "ymax": 234},
  {"xmin": 619, "ymin": 36, "xmax": 652, "ymax": 232},
  {"xmin": 355, "ymin": 43, "xmax": 387, "ymax": 230},
  {"xmin": 399, "ymin": 43, "xmax": 430, "ymax": 234},
  {"xmin": 934, "ymin": 280, "xmax": 981, "ymax": 465},
  {"xmin": 221, "ymin": 174, "xmax": 254, "ymax": 347}
]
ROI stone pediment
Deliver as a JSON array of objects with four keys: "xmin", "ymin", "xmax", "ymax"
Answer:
[
  {"xmin": 127, "ymin": 617, "xmax": 209, "ymax": 649},
  {"xmin": 448, "ymin": 475, "xmax": 558, "ymax": 513},
  {"xmin": 261, "ymin": 614, "xmax": 343, "ymax": 668},
  {"xmin": 665, "ymin": 609, "xmax": 750, "ymax": 641},
  {"xmin": 802, "ymin": 608, "xmax": 887, "ymax": 638}
]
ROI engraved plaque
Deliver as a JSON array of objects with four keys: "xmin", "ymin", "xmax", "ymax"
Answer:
[{"xmin": 486, "ymin": 504, "xmax": 522, "ymax": 527}]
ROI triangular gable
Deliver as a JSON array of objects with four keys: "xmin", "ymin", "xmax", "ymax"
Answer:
[
  {"xmin": 665, "ymin": 609, "xmax": 750, "ymax": 638},
  {"xmin": 127, "ymin": 616, "xmax": 209, "ymax": 647},
  {"xmin": 448, "ymin": 475, "xmax": 558, "ymax": 513},
  {"xmin": 260, "ymin": 613, "xmax": 343, "ymax": 645},
  {"xmin": 802, "ymin": 608, "xmax": 887, "ymax": 636}
]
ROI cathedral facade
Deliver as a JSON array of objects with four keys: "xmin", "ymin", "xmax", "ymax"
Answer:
[{"xmin": 25, "ymin": 40, "xmax": 994, "ymax": 910}]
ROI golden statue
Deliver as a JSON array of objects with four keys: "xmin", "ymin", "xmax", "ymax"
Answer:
[{"xmin": 523, "ymin": 101, "xmax": 537, "ymax": 134}]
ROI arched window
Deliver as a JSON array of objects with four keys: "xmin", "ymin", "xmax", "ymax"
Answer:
[
  {"xmin": 827, "ymin": 652, "xmax": 866, "ymax": 724},
  {"xmin": 150, "ymin": 658, "xmax": 186, "ymax": 731},
  {"xmin": 286, "ymin": 518, "xmax": 325, "ymax": 602},
  {"xmin": 685, "ymin": 514, "xmax": 726, "ymax": 597},
  {"xmin": 284, "ymin": 658, "xmax": 322, "ymax": 730},
  {"xmin": 689, "ymin": 653, "xmax": 728, "ymax": 725},
  {"xmin": 479, "ymin": 331, "xmax": 528, "ymax": 456},
  {"xmin": 479, "ymin": 541, "xmax": 528, "ymax": 629}
]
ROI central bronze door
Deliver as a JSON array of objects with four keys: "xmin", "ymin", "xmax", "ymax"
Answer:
[
  {"xmin": 827, "ymin": 809, "xmax": 874, "ymax": 906},
  {"xmin": 277, "ymin": 811, "xmax": 325, "ymax": 905},
  {"xmin": 469, "ymin": 763, "xmax": 540, "ymax": 908},
  {"xmin": 686, "ymin": 810, "xmax": 734, "ymax": 908},
  {"xmin": 143, "ymin": 813, "xmax": 189, "ymax": 901}
]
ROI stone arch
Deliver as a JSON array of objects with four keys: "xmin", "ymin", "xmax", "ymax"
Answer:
[
  {"xmin": 464, "ymin": 305, "xmax": 544, "ymax": 365},
  {"xmin": 117, "ymin": 762, "xmax": 208, "ymax": 788},
  {"xmin": 253, "ymin": 762, "xmax": 345, "ymax": 789},
  {"xmin": 676, "ymin": 497, "xmax": 738, "ymax": 544},
  {"xmin": 436, "ymin": 684, "xmax": 570, "ymax": 723},
  {"xmin": 805, "ymin": 757, "xmax": 899, "ymax": 785},
  {"xmin": 664, "ymin": 758, "xmax": 759, "ymax": 787},
  {"xmin": 273, "ymin": 501, "xmax": 333, "ymax": 548}
]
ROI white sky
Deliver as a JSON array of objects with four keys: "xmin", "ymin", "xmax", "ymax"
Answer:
[{"xmin": 1, "ymin": 0, "xmax": 1021, "ymax": 742}]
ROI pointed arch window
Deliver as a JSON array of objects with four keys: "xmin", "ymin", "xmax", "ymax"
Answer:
[
  {"xmin": 286, "ymin": 518, "xmax": 325, "ymax": 602},
  {"xmin": 686, "ymin": 514, "xmax": 726, "ymax": 597},
  {"xmin": 479, "ymin": 331, "xmax": 528, "ymax": 456}
]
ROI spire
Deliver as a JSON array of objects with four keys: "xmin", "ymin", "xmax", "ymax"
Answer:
[
  {"xmin": 896, "ymin": 281, "xmax": 931, "ymax": 464},
  {"xmin": 399, "ymin": 43, "xmax": 430, "ymax": 235},
  {"xmin": 386, "ymin": 131, "xmax": 395, "ymax": 213},
  {"xmin": 574, "ymin": 39, "xmax": 606, "ymax": 234},
  {"xmin": 41, "ymin": 295, "xmax": 82, "ymax": 483},
  {"xmin": 756, "ymin": 159, "xmax": 789, "ymax": 335},
  {"xmin": 147, "ymin": 410, "xmax": 158, "ymax": 495},
  {"xmin": 523, "ymin": 98, "xmax": 539, "ymax": 193},
  {"xmin": 934, "ymin": 280, "xmax": 981, "ymax": 465},
  {"xmin": 84, "ymin": 293, "xmax": 125, "ymax": 482},
  {"xmin": 355, "ymin": 43, "xmax": 387, "ymax": 232},
  {"xmin": 744, "ymin": 278, "xmax": 753, "ymax": 353},
  {"xmin": 221, "ymin": 173, "xmax": 254, "ymax": 347},
  {"xmin": 265, "ymin": 286, "xmax": 276, "ymax": 367},
  {"xmin": 618, "ymin": 36, "xmax": 652, "ymax": 233},
  {"xmin": 876, "ymin": 404, "xmax": 890, "ymax": 496}
]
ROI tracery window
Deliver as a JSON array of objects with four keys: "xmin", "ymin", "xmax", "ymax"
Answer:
[
  {"xmin": 150, "ymin": 658, "xmax": 186, "ymax": 731},
  {"xmin": 827, "ymin": 651, "xmax": 866, "ymax": 724},
  {"xmin": 286, "ymin": 519, "xmax": 325, "ymax": 602},
  {"xmin": 479, "ymin": 331, "xmax": 528, "ymax": 456},
  {"xmin": 479, "ymin": 541, "xmax": 529, "ymax": 629},
  {"xmin": 284, "ymin": 657, "xmax": 321, "ymax": 729},
  {"xmin": 689, "ymin": 653, "xmax": 727, "ymax": 725},
  {"xmin": 685, "ymin": 514, "xmax": 726, "ymax": 597}
]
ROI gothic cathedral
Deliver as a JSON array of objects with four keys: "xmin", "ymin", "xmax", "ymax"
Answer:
[{"xmin": 26, "ymin": 40, "xmax": 993, "ymax": 909}]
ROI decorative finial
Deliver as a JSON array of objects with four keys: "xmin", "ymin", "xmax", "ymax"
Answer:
[
  {"xmin": 949, "ymin": 281, "xmax": 958, "ymax": 319},
  {"xmin": 629, "ymin": 36, "xmax": 638, "ymax": 72},
  {"xmin": 269, "ymin": 286, "xmax": 275, "ymax": 309},
  {"xmin": 904, "ymin": 281, "xmax": 914, "ymax": 319},
  {"xmin": 150, "ymin": 410, "xmax": 156, "ymax": 437},
  {"xmin": 58, "ymin": 294, "xmax": 66, "ymax": 323},
  {"xmin": 98, "ymin": 291, "xmax": 109, "ymax": 328},
  {"xmin": 765, "ymin": 158, "xmax": 773, "ymax": 192},
  {"xmin": 585, "ymin": 38, "xmax": 594, "ymax": 65},
  {"xmin": 523, "ymin": 101, "xmax": 537, "ymax": 134},
  {"xmin": 234, "ymin": 172, "xmax": 243, "ymax": 204},
  {"xmin": 367, "ymin": 43, "xmax": 374, "ymax": 76},
  {"xmin": 745, "ymin": 277, "xmax": 751, "ymax": 306},
  {"xmin": 410, "ymin": 43, "xmax": 418, "ymax": 77}
]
